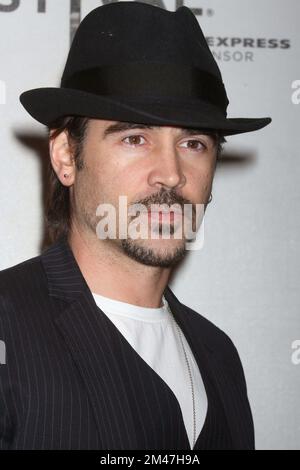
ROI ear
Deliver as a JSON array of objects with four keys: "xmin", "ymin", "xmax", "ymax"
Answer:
[{"xmin": 49, "ymin": 130, "xmax": 76, "ymax": 187}]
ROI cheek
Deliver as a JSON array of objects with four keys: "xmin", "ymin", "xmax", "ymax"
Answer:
[
  {"xmin": 107, "ymin": 159, "xmax": 144, "ymax": 196},
  {"xmin": 83, "ymin": 152, "xmax": 113, "ymax": 191},
  {"xmin": 89, "ymin": 147, "xmax": 125, "ymax": 183},
  {"xmin": 187, "ymin": 167, "xmax": 213, "ymax": 196},
  {"xmin": 88, "ymin": 162, "xmax": 135, "ymax": 208},
  {"xmin": 73, "ymin": 172, "xmax": 96, "ymax": 211}
]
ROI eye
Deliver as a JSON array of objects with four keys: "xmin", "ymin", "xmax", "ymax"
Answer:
[
  {"xmin": 122, "ymin": 135, "xmax": 146, "ymax": 146},
  {"xmin": 179, "ymin": 139, "xmax": 206, "ymax": 152}
]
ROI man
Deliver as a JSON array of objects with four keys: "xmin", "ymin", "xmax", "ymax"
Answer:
[{"xmin": 0, "ymin": 2, "xmax": 271, "ymax": 450}]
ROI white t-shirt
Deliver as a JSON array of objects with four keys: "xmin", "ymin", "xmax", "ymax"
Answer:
[{"xmin": 92, "ymin": 291, "xmax": 208, "ymax": 449}]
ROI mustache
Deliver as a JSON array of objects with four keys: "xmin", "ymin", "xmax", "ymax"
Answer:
[{"xmin": 130, "ymin": 188, "xmax": 196, "ymax": 218}]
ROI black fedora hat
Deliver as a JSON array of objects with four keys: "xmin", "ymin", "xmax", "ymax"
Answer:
[{"xmin": 19, "ymin": 1, "xmax": 271, "ymax": 136}]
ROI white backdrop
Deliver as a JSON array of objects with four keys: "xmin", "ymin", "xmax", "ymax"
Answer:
[{"xmin": 0, "ymin": 0, "xmax": 299, "ymax": 450}]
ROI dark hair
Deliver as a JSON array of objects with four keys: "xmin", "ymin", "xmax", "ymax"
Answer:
[
  {"xmin": 46, "ymin": 116, "xmax": 226, "ymax": 243},
  {"xmin": 216, "ymin": 134, "xmax": 227, "ymax": 161}
]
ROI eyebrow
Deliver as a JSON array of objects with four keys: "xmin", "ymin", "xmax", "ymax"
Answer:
[{"xmin": 102, "ymin": 121, "xmax": 219, "ymax": 144}]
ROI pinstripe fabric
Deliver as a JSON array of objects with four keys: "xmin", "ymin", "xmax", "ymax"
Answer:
[{"xmin": 0, "ymin": 235, "xmax": 255, "ymax": 449}]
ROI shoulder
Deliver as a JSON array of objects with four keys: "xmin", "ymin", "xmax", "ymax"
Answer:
[
  {"xmin": 185, "ymin": 302, "xmax": 237, "ymax": 350},
  {"xmin": 0, "ymin": 254, "xmax": 48, "ymax": 447},
  {"xmin": 0, "ymin": 253, "xmax": 46, "ymax": 294},
  {"xmin": 181, "ymin": 301, "xmax": 248, "ymax": 383},
  {"xmin": 0, "ymin": 254, "xmax": 49, "ymax": 329},
  {"xmin": 167, "ymin": 286, "xmax": 243, "ymax": 365}
]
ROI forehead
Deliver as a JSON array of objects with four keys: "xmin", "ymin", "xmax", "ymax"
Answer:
[{"xmin": 89, "ymin": 119, "xmax": 219, "ymax": 142}]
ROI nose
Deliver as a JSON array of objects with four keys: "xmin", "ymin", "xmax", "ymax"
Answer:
[{"xmin": 147, "ymin": 140, "xmax": 186, "ymax": 190}]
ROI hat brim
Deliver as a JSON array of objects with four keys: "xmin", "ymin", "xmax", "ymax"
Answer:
[{"xmin": 20, "ymin": 87, "xmax": 271, "ymax": 136}]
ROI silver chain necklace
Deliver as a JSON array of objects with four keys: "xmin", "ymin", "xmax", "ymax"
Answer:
[{"xmin": 165, "ymin": 302, "xmax": 196, "ymax": 449}]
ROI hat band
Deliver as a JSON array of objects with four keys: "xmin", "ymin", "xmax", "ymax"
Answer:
[{"xmin": 62, "ymin": 63, "xmax": 229, "ymax": 113}]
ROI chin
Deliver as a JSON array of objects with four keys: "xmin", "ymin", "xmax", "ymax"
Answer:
[{"xmin": 121, "ymin": 237, "xmax": 187, "ymax": 268}]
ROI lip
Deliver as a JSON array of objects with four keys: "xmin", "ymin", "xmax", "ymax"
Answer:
[
  {"xmin": 147, "ymin": 208, "xmax": 183, "ymax": 215},
  {"xmin": 147, "ymin": 210, "xmax": 183, "ymax": 222}
]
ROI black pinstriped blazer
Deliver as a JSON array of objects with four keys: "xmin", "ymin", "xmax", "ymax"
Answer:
[{"xmin": 0, "ymin": 235, "xmax": 255, "ymax": 450}]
